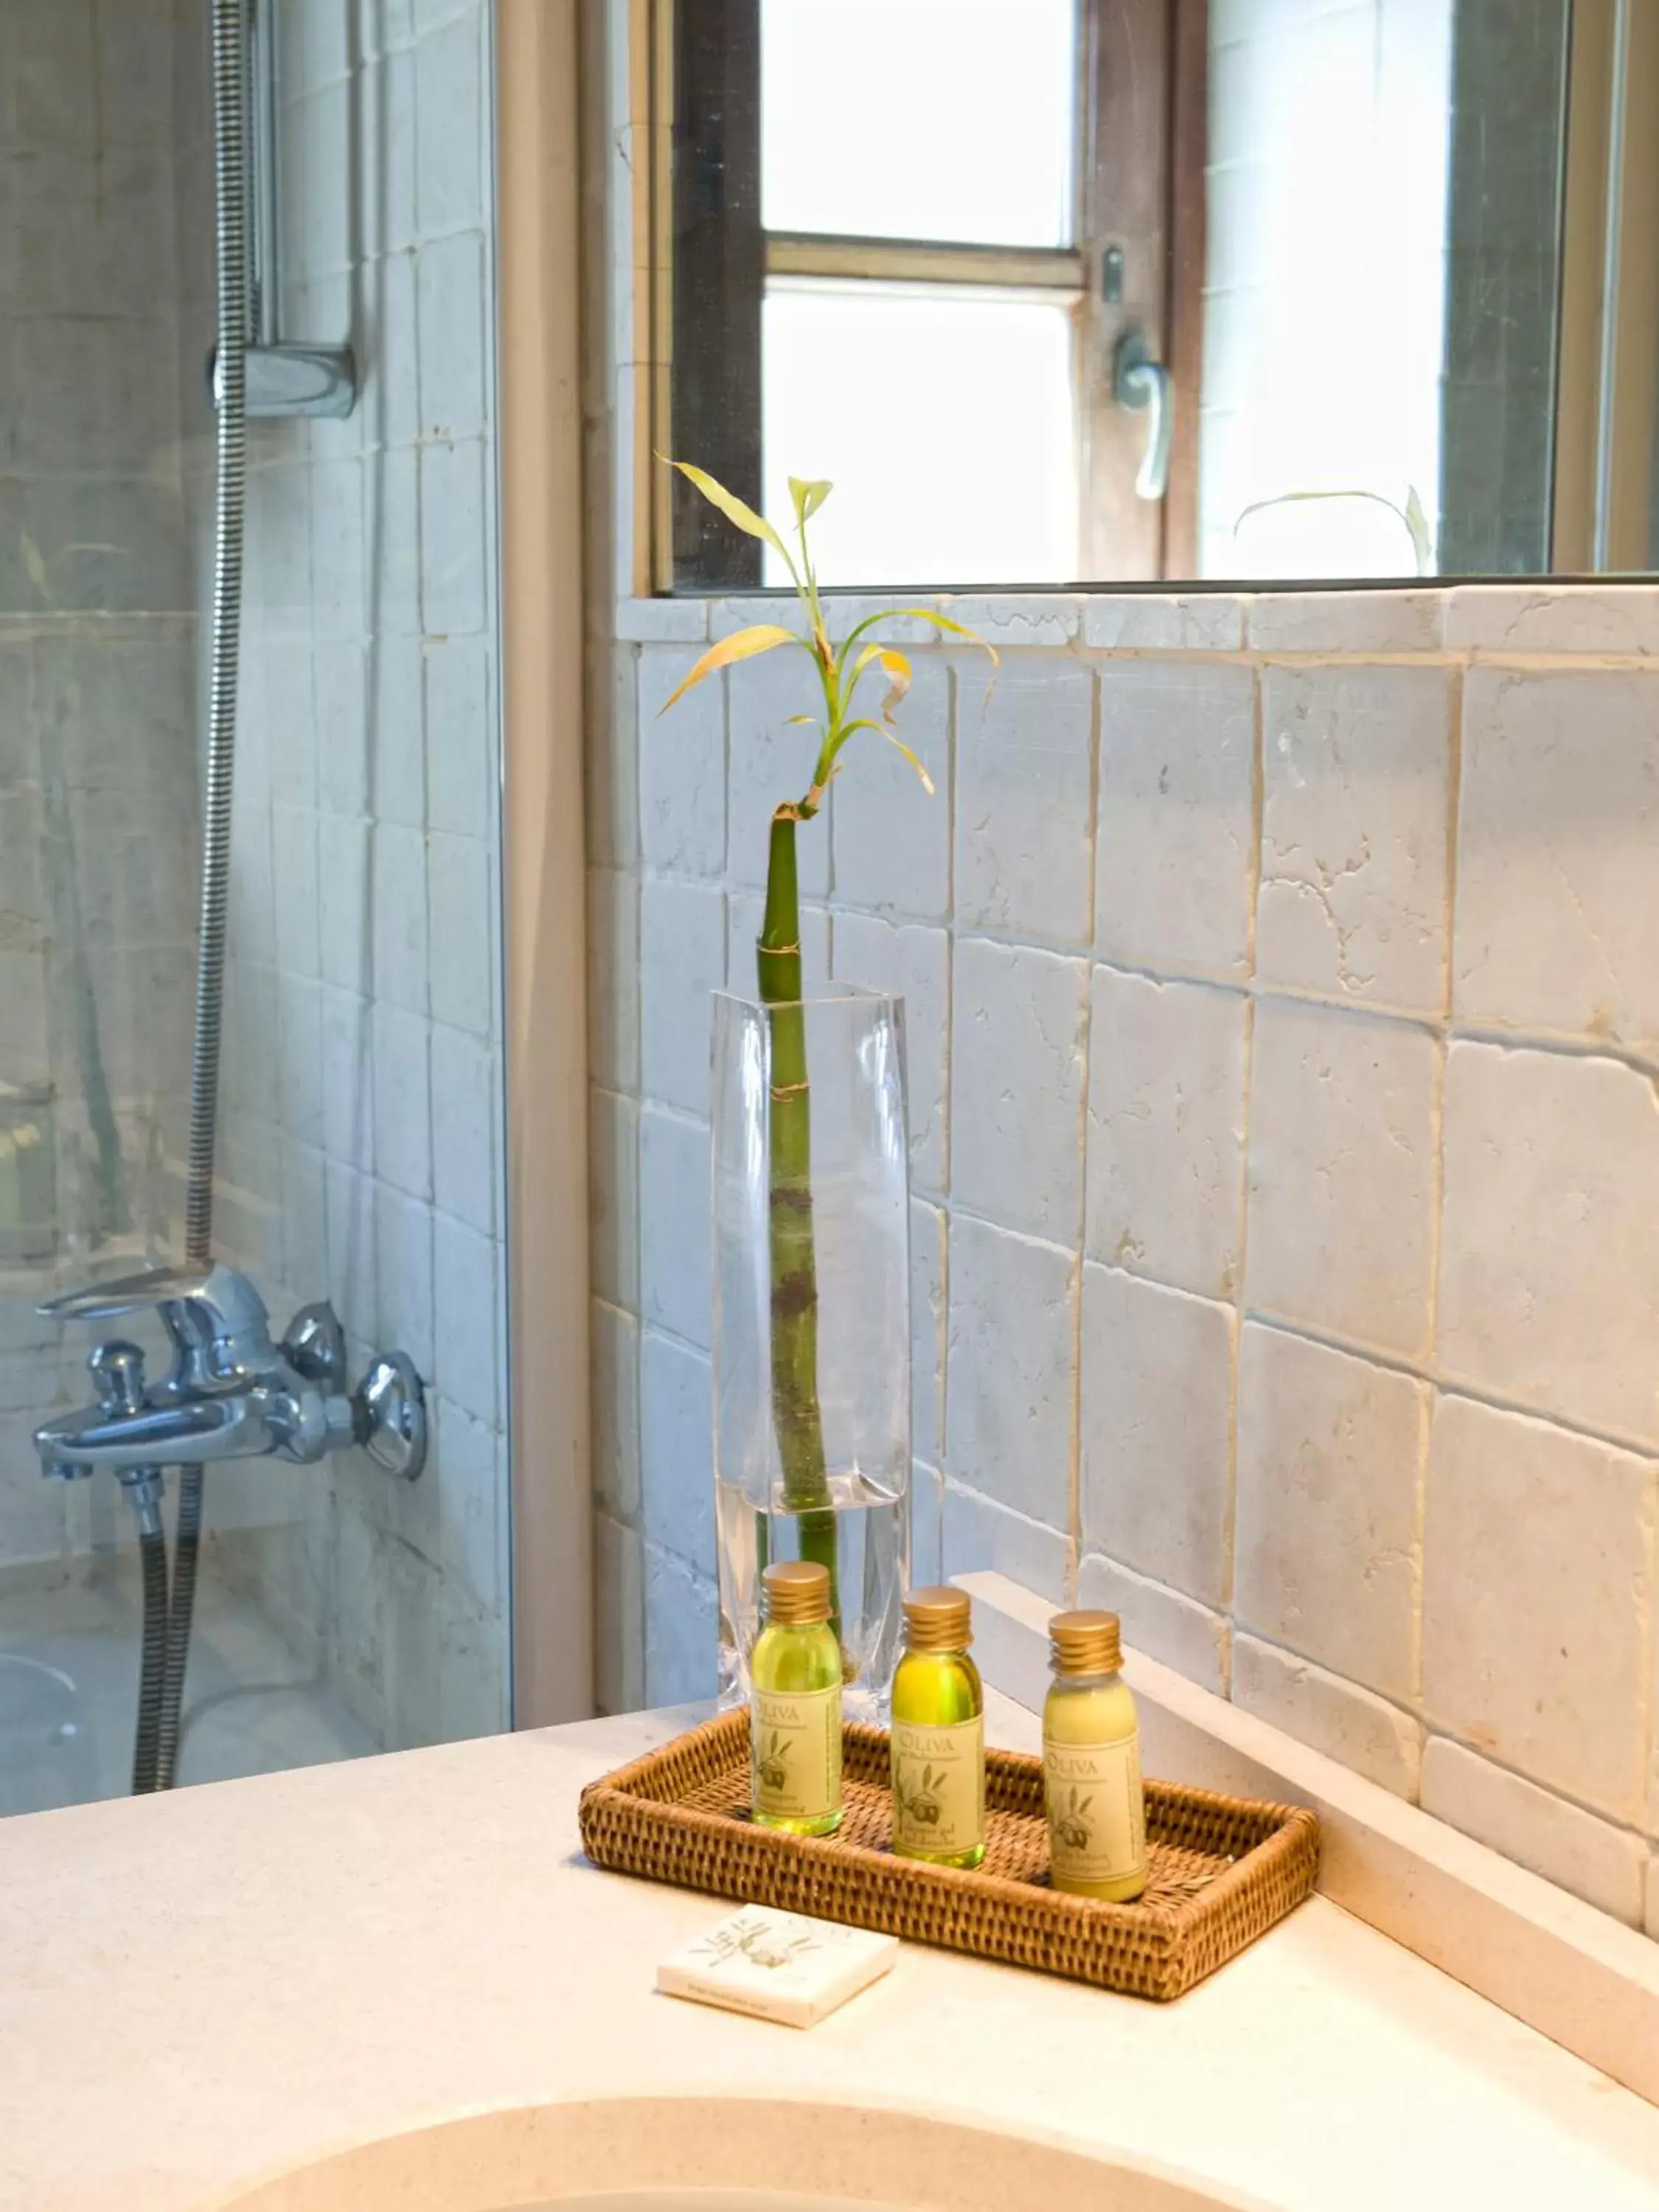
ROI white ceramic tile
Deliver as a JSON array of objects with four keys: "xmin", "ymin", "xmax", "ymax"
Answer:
[
  {"xmin": 944, "ymin": 1215, "xmax": 1076, "ymax": 1529},
  {"xmin": 364, "ymin": 239, "xmax": 420, "ymax": 440},
  {"xmin": 370, "ymin": 632, "xmax": 425, "ymax": 828},
  {"xmin": 726, "ymin": 645, "xmax": 831, "ymax": 897},
  {"xmin": 1421, "ymin": 1737, "xmax": 1648, "ymax": 1926},
  {"xmin": 941, "ymin": 1479, "xmax": 1072, "ymax": 1607},
  {"xmin": 372, "ymin": 821, "xmax": 428, "ymax": 1015},
  {"xmin": 430, "ymin": 1025, "xmax": 498, "ymax": 1236},
  {"xmin": 1076, "ymin": 1553, "xmax": 1228, "ymax": 1693},
  {"xmin": 1246, "ymin": 999, "xmax": 1436, "ymax": 1359},
  {"xmin": 1248, "ymin": 590, "xmax": 1444, "ymax": 652},
  {"xmin": 418, "ymin": 437, "xmax": 489, "ymax": 636},
  {"xmin": 1445, "ymin": 584, "xmax": 1659, "ymax": 656},
  {"xmin": 639, "ymin": 1103, "xmax": 711, "ymax": 1351},
  {"xmin": 315, "ymin": 641, "xmax": 369, "ymax": 818},
  {"xmin": 1422, "ymin": 1393, "xmax": 1655, "ymax": 1818},
  {"xmin": 830, "ymin": 655, "xmax": 950, "ymax": 919},
  {"xmin": 910, "ymin": 1461, "xmax": 945, "ymax": 1590},
  {"xmin": 1257, "ymin": 663, "xmax": 1451, "ymax": 1012},
  {"xmin": 373, "ymin": 1183, "xmax": 435, "ymax": 1380},
  {"xmin": 1080, "ymin": 1267, "xmax": 1234, "ymax": 1605},
  {"xmin": 321, "ymin": 985, "xmax": 375, "ymax": 1172},
  {"xmin": 911, "ymin": 1198, "xmax": 947, "ymax": 1468},
  {"xmin": 310, "ymin": 457, "xmax": 366, "ymax": 641},
  {"xmin": 936, "ymin": 594, "xmax": 1079, "ymax": 647},
  {"xmin": 588, "ymin": 644, "xmax": 639, "ymax": 871},
  {"xmin": 276, "ymin": 972, "xmax": 325, "ymax": 1152},
  {"xmin": 431, "ymin": 1389, "xmax": 504, "ymax": 1622},
  {"xmin": 587, "ymin": 867, "xmax": 640, "ymax": 1095},
  {"xmin": 639, "ymin": 876, "xmax": 724, "ymax": 1116},
  {"xmin": 643, "ymin": 1539, "xmax": 718, "ymax": 1705},
  {"xmin": 831, "ymin": 914, "xmax": 949, "ymax": 1193},
  {"xmin": 372, "ymin": 444, "xmax": 425, "ymax": 642},
  {"xmin": 414, "ymin": 11, "xmax": 484, "ymax": 236},
  {"xmin": 1438, "ymin": 1042, "xmax": 1659, "ymax": 1444},
  {"xmin": 956, "ymin": 657, "xmax": 1094, "ymax": 945},
  {"xmin": 1233, "ymin": 1635, "xmax": 1422, "ymax": 1798},
  {"xmin": 429, "ymin": 1204, "xmax": 496, "ymax": 1419},
  {"xmin": 428, "ymin": 831, "xmax": 493, "ymax": 1038},
  {"xmin": 615, "ymin": 597, "xmax": 711, "ymax": 642},
  {"xmin": 370, "ymin": 999, "xmax": 431, "ymax": 1200},
  {"xmin": 589, "ymin": 1086, "xmax": 639, "ymax": 1312},
  {"xmin": 318, "ymin": 814, "xmax": 370, "ymax": 993},
  {"xmin": 1235, "ymin": 1321, "xmax": 1426, "ymax": 1700},
  {"xmin": 950, "ymin": 938, "xmax": 1087, "ymax": 1241},
  {"xmin": 416, "ymin": 229, "xmax": 487, "ymax": 442},
  {"xmin": 637, "ymin": 646, "xmax": 726, "ymax": 878},
  {"xmin": 595, "ymin": 1510, "xmax": 645, "ymax": 1715},
  {"xmin": 1454, "ymin": 669, "xmax": 1659, "ymax": 1053},
  {"xmin": 1085, "ymin": 967, "xmax": 1248, "ymax": 1301},
  {"xmin": 1096, "ymin": 659, "xmax": 1256, "ymax": 978},
  {"xmin": 1082, "ymin": 594, "xmax": 1246, "ymax": 653},
  {"xmin": 425, "ymin": 636, "xmax": 493, "ymax": 842},
  {"xmin": 271, "ymin": 805, "xmax": 321, "ymax": 981},
  {"xmin": 640, "ymin": 1326, "xmax": 716, "ymax": 1579},
  {"xmin": 591, "ymin": 1298, "xmax": 641, "ymax": 1523}
]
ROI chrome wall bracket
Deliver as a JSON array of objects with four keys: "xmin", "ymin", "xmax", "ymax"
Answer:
[{"xmin": 207, "ymin": 0, "xmax": 358, "ymax": 420}]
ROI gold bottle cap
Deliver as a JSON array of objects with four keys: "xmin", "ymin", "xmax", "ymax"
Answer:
[
  {"xmin": 902, "ymin": 1585, "xmax": 972, "ymax": 1652},
  {"xmin": 1048, "ymin": 1609, "xmax": 1122, "ymax": 1676},
  {"xmin": 762, "ymin": 1559, "xmax": 832, "ymax": 1626}
]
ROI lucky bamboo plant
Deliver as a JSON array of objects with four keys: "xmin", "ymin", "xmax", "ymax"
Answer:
[{"xmin": 658, "ymin": 463, "xmax": 993, "ymax": 1625}]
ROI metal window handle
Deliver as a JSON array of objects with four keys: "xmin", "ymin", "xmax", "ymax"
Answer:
[{"xmin": 1113, "ymin": 329, "xmax": 1173, "ymax": 502}]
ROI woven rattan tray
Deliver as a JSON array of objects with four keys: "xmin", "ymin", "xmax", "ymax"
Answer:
[{"xmin": 578, "ymin": 1708, "xmax": 1319, "ymax": 2001}]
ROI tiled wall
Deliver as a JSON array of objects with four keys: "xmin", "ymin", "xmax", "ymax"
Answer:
[
  {"xmin": 188, "ymin": 0, "xmax": 510, "ymax": 1747},
  {"xmin": 0, "ymin": 0, "xmax": 202, "ymax": 1585},
  {"xmin": 588, "ymin": 580, "xmax": 1659, "ymax": 1938}
]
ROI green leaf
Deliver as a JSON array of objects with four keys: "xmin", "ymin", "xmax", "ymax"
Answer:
[
  {"xmin": 841, "ymin": 605, "xmax": 1000, "ymax": 665},
  {"xmin": 661, "ymin": 457, "xmax": 796, "ymax": 574},
  {"xmin": 656, "ymin": 624, "xmax": 802, "ymax": 714},
  {"xmin": 787, "ymin": 476, "xmax": 832, "ymax": 526}
]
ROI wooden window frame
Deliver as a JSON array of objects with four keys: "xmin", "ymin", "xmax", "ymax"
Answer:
[{"xmin": 655, "ymin": 0, "xmax": 1207, "ymax": 593}]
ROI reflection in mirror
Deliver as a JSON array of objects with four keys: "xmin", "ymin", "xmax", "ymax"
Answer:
[{"xmin": 666, "ymin": 0, "xmax": 1659, "ymax": 591}]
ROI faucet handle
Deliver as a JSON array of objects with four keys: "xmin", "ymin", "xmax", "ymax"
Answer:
[
  {"xmin": 37, "ymin": 1265, "xmax": 215, "ymax": 1325},
  {"xmin": 89, "ymin": 1340, "xmax": 148, "ymax": 1416}
]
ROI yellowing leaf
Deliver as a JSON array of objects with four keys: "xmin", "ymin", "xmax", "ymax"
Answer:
[
  {"xmin": 837, "ymin": 717, "xmax": 935, "ymax": 796},
  {"xmin": 876, "ymin": 647, "xmax": 911, "ymax": 721},
  {"xmin": 787, "ymin": 476, "xmax": 832, "ymax": 526},
  {"xmin": 656, "ymin": 625, "xmax": 801, "ymax": 714},
  {"xmin": 662, "ymin": 458, "xmax": 795, "ymax": 574}
]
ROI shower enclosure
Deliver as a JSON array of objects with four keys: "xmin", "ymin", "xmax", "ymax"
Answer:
[{"xmin": 0, "ymin": 0, "xmax": 512, "ymax": 1812}]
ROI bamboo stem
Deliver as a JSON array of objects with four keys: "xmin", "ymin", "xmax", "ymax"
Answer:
[{"xmin": 758, "ymin": 809, "xmax": 838, "ymax": 1624}]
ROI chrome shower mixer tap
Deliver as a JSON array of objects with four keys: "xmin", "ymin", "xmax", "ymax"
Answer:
[{"xmin": 33, "ymin": 1265, "xmax": 427, "ymax": 1505}]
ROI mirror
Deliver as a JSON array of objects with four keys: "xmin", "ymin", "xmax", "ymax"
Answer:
[{"xmin": 666, "ymin": 0, "xmax": 1659, "ymax": 591}]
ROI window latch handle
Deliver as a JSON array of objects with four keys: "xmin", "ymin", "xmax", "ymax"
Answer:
[{"xmin": 1113, "ymin": 328, "xmax": 1172, "ymax": 502}]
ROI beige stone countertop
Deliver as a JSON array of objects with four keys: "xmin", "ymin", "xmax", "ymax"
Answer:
[{"xmin": 4, "ymin": 1697, "xmax": 1659, "ymax": 2212}]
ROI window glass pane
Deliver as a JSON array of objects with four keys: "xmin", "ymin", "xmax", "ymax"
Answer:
[
  {"xmin": 762, "ymin": 285, "xmax": 1077, "ymax": 586},
  {"xmin": 760, "ymin": 0, "xmax": 1076, "ymax": 247}
]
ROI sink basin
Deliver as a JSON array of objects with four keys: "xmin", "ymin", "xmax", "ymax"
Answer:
[{"xmin": 214, "ymin": 2096, "xmax": 1265, "ymax": 2212}]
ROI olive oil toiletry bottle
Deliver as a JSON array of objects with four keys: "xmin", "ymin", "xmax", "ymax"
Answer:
[
  {"xmin": 1043, "ymin": 1610, "xmax": 1147, "ymax": 1902},
  {"xmin": 751, "ymin": 1560, "xmax": 843, "ymax": 1834},
  {"xmin": 889, "ymin": 1587, "xmax": 986, "ymax": 1868}
]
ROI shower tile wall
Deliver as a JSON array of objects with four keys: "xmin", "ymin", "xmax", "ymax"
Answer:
[
  {"xmin": 1, "ymin": 0, "xmax": 203, "ymax": 1591},
  {"xmin": 202, "ymin": 0, "xmax": 509, "ymax": 1749}
]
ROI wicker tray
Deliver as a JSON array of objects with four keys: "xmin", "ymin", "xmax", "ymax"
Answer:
[{"xmin": 578, "ymin": 1708, "xmax": 1319, "ymax": 2002}]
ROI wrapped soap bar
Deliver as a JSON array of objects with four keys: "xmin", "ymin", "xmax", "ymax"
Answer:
[{"xmin": 658, "ymin": 1905, "xmax": 897, "ymax": 2028}]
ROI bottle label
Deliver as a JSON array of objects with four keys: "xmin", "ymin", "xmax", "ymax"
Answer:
[
  {"xmin": 1043, "ymin": 1731, "xmax": 1147, "ymax": 1887},
  {"xmin": 891, "ymin": 1714, "xmax": 985, "ymax": 1857},
  {"xmin": 751, "ymin": 1684, "xmax": 841, "ymax": 1821}
]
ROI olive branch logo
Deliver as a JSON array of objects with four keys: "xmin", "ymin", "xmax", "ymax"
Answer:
[
  {"xmin": 756, "ymin": 1728, "xmax": 792, "ymax": 1794},
  {"xmin": 894, "ymin": 1761, "xmax": 946, "ymax": 1830},
  {"xmin": 693, "ymin": 1916, "xmax": 821, "ymax": 1972},
  {"xmin": 1054, "ymin": 1784, "xmax": 1095, "ymax": 1854}
]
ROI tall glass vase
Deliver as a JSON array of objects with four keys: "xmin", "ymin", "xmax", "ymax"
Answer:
[{"xmin": 711, "ymin": 987, "xmax": 911, "ymax": 1722}]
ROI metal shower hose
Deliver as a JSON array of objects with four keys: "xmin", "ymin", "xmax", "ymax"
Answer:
[{"xmin": 133, "ymin": 0, "xmax": 247, "ymax": 1793}]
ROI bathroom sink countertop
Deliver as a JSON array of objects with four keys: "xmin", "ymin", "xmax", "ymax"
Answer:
[{"xmin": 4, "ymin": 1697, "xmax": 1659, "ymax": 2212}]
